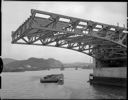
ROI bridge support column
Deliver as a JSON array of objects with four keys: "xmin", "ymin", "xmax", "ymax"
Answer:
[{"xmin": 89, "ymin": 59, "xmax": 127, "ymax": 87}]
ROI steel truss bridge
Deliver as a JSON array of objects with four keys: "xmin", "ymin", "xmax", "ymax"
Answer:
[{"xmin": 11, "ymin": 9, "xmax": 127, "ymax": 63}]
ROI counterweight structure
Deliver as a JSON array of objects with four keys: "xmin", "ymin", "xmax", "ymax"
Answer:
[{"xmin": 11, "ymin": 9, "xmax": 127, "ymax": 86}]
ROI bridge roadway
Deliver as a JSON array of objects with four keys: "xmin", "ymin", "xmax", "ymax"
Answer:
[{"xmin": 11, "ymin": 9, "xmax": 127, "ymax": 87}]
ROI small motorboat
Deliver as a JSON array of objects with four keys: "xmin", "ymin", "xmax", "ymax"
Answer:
[{"xmin": 40, "ymin": 74, "xmax": 64, "ymax": 83}]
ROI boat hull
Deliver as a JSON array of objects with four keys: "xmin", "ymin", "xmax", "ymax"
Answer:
[{"xmin": 40, "ymin": 74, "xmax": 64, "ymax": 84}]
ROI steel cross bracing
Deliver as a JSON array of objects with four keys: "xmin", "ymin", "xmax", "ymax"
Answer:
[{"xmin": 11, "ymin": 9, "xmax": 127, "ymax": 60}]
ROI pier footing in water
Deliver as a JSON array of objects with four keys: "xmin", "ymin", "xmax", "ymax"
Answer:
[{"xmin": 89, "ymin": 74, "xmax": 127, "ymax": 87}]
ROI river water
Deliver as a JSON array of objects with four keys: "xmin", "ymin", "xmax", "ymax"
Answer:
[{"xmin": 0, "ymin": 68, "xmax": 126, "ymax": 99}]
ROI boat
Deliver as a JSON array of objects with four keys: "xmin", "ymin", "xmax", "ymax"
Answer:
[{"xmin": 40, "ymin": 74, "xmax": 64, "ymax": 83}]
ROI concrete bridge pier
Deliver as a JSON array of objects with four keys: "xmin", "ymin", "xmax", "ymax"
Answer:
[{"xmin": 89, "ymin": 59, "xmax": 127, "ymax": 87}]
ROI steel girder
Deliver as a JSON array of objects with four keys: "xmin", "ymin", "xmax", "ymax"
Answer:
[{"xmin": 11, "ymin": 9, "xmax": 127, "ymax": 60}]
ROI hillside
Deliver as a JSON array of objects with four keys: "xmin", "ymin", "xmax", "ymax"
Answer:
[
  {"xmin": 2, "ymin": 58, "xmax": 17, "ymax": 65},
  {"xmin": 2, "ymin": 57, "xmax": 63, "ymax": 72}
]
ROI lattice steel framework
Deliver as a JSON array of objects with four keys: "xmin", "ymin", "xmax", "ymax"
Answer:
[{"xmin": 11, "ymin": 9, "xmax": 127, "ymax": 61}]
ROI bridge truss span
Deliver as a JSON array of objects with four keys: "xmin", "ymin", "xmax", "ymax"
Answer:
[{"xmin": 11, "ymin": 9, "xmax": 127, "ymax": 61}]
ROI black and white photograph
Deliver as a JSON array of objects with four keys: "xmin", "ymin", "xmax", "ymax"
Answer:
[{"xmin": 1, "ymin": 1, "xmax": 127, "ymax": 99}]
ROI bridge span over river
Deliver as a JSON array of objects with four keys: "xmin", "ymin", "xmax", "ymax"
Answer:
[{"xmin": 11, "ymin": 9, "xmax": 127, "ymax": 87}]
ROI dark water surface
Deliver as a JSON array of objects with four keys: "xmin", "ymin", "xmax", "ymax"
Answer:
[{"xmin": 0, "ymin": 69, "xmax": 126, "ymax": 99}]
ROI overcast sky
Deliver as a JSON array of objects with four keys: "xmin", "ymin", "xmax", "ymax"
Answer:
[{"xmin": 2, "ymin": 1, "xmax": 127, "ymax": 63}]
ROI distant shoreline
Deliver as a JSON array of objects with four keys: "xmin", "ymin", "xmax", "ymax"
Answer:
[
  {"xmin": 2, "ymin": 57, "xmax": 94, "ymax": 73},
  {"xmin": 2, "ymin": 68, "xmax": 93, "ymax": 73}
]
